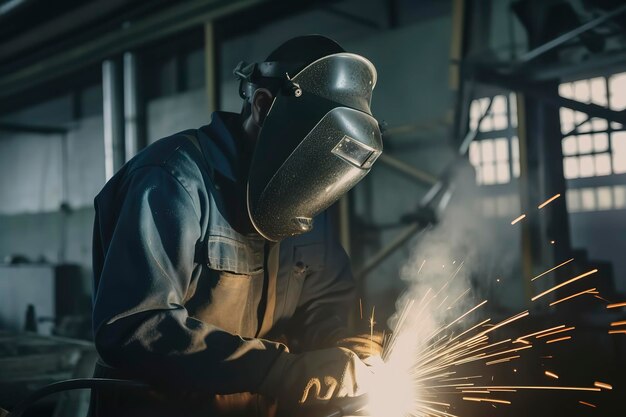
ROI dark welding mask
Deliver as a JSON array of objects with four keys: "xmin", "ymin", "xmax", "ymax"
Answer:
[{"xmin": 241, "ymin": 52, "xmax": 383, "ymax": 241}]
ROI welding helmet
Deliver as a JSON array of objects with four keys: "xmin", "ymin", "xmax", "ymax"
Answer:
[{"xmin": 235, "ymin": 36, "xmax": 383, "ymax": 241}]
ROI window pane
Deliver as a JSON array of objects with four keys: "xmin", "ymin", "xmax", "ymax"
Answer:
[
  {"xmin": 589, "ymin": 77, "xmax": 607, "ymax": 105},
  {"xmin": 574, "ymin": 111, "xmax": 587, "ymax": 126},
  {"xmin": 511, "ymin": 136, "xmax": 519, "ymax": 160},
  {"xmin": 574, "ymin": 80, "xmax": 591, "ymax": 103},
  {"xmin": 497, "ymin": 161, "xmax": 510, "ymax": 183},
  {"xmin": 579, "ymin": 154, "xmax": 595, "ymax": 177},
  {"xmin": 567, "ymin": 189, "xmax": 580, "ymax": 213},
  {"xmin": 481, "ymin": 114, "xmax": 494, "ymax": 132},
  {"xmin": 597, "ymin": 186, "xmax": 613, "ymax": 210},
  {"xmin": 594, "ymin": 153, "xmax": 611, "ymax": 176},
  {"xmin": 613, "ymin": 151, "xmax": 626, "ymax": 174},
  {"xmin": 563, "ymin": 156, "xmax": 579, "ymax": 179},
  {"xmin": 610, "ymin": 72, "xmax": 626, "ymax": 110},
  {"xmin": 482, "ymin": 140, "xmax": 494, "ymax": 162},
  {"xmin": 593, "ymin": 133, "xmax": 608, "ymax": 152},
  {"xmin": 513, "ymin": 159, "xmax": 520, "ymax": 178},
  {"xmin": 581, "ymin": 188, "xmax": 596, "ymax": 211},
  {"xmin": 469, "ymin": 141, "xmax": 480, "ymax": 166},
  {"xmin": 562, "ymin": 136, "xmax": 577, "ymax": 155},
  {"xmin": 483, "ymin": 163, "xmax": 496, "ymax": 185},
  {"xmin": 559, "ymin": 83, "xmax": 574, "ymax": 99},
  {"xmin": 591, "ymin": 118, "xmax": 607, "ymax": 132},
  {"xmin": 560, "ymin": 108, "xmax": 575, "ymax": 133},
  {"xmin": 493, "ymin": 114, "xmax": 507, "ymax": 131},
  {"xmin": 494, "ymin": 138, "xmax": 509, "ymax": 161},
  {"xmin": 612, "ymin": 132, "xmax": 626, "ymax": 174},
  {"xmin": 493, "ymin": 95, "xmax": 506, "ymax": 115},
  {"xmin": 612, "ymin": 131, "xmax": 626, "ymax": 153},
  {"xmin": 577, "ymin": 134, "xmax": 593, "ymax": 154}
]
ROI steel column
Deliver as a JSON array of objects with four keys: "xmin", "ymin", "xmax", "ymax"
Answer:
[
  {"xmin": 123, "ymin": 52, "xmax": 141, "ymax": 161},
  {"xmin": 102, "ymin": 59, "xmax": 124, "ymax": 180}
]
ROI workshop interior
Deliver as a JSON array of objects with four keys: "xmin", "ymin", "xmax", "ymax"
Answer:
[{"xmin": 0, "ymin": 0, "xmax": 625, "ymax": 416}]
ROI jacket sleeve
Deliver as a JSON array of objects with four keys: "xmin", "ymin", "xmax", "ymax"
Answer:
[
  {"xmin": 92, "ymin": 166, "xmax": 284, "ymax": 394},
  {"xmin": 286, "ymin": 213, "xmax": 356, "ymax": 351}
]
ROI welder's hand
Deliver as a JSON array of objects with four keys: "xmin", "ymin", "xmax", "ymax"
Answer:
[
  {"xmin": 258, "ymin": 347, "xmax": 373, "ymax": 411},
  {"xmin": 337, "ymin": 332, "xmax": 384, "ymax": 361}
]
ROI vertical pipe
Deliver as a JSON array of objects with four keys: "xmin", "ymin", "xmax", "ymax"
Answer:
[
  {"xmin": 123, "ymin": 52, "xmax": 139, "ymax": 161},
  {"xmin": 102, "ymin": 59, "xmax": 124, "ymax": 180},
  {"xmin": 516, "ymin": 93, "xmax": 534, "ymax": 306}
]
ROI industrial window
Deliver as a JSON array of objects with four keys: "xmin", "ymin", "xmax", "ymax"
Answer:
[
  {"xmin": 468, "ymin": 94, "xmax": 519, "ymax": 185},
  {"xmin": 559, "ymin": 73, "xmax": 626, "ymax": 179},
  {"xmin": 566, "ymin": 185, "xmax": 626, "ymax": 212}
]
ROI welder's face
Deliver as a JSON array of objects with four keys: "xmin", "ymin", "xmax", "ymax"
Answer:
[{"xmin": 246, "ymin": 53, "xmax": 383, "ymax": 242}]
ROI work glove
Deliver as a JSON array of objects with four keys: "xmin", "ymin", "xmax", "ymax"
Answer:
[
  {"xmin": 337, "ymin": 332, "xmax": 384, "ymax": 361},
  {"xmin": 258, "ymin": 347, "xmax": 373, "ymax": 412}
]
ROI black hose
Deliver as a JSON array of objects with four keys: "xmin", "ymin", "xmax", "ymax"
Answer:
[{"xmin": 7, "ymin": 378, "xmax": 151, "ymax": 417}]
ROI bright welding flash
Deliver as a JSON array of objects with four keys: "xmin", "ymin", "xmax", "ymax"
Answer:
[
  {"xmin": 366, "ymin": 329, "xmax": 417, "ymax": 417},
  {"xmin": 366, "ymin": 356, "xmax": 414, "ymax": 417}
]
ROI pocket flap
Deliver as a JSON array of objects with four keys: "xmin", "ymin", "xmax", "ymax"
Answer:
[{"xmin": 206, "ymin": 235, "xmax": 265, "ymax": 275}]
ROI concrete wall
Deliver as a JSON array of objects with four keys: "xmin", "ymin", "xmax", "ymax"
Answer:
[{"xmin": 0, "ymin": 93, "xmax": 104, "ymax": 298}]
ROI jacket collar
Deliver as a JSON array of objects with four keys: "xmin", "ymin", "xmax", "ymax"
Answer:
[{"xmin": 198, "ymin": 112, "xmax": 244, "ymax": 183}]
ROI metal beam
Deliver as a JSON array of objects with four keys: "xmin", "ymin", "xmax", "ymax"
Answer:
[
  {"xmin": 0, "ymin": 122, "xmax": 67, "ymax": 135},
  {"xmin": 518, "ymin": 3, "xmax": 626, "ymax": 64},
  {"xmin": 0, "ymin": 0, "xmax": 269, "ymax": 100},
  {"xmin": 475, "ymin": 68, "xmax": 626, "ymax": 125}
]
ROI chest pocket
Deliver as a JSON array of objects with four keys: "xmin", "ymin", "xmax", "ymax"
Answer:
[
  {"xmin": 205, "ymin": 232, "xmax": 265, "ymax": 274},
  {"xmin": 195, "ymin": 227, "xmax": 266, "ymax": 337}
]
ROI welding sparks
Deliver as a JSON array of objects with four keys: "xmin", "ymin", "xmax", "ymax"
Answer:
[
  {"xmin": 610, "ymin": 320, "xmax": 626, "ymax": 327},
  {"xmin": 462, "ymin": 397, "xmax": 511, "ymax": 405},
  {"xmin": 579, "ymin": 401, "xmax": 596, "ymax": 408},
  {"xmin": 510, "ymin": 214, "xmax": 526, "ymax": 225},
  {"xmin": 594, "ymin": 381, "xmax": 612, "ymax": 390},
  {"xmin": 606, "ymin": 301, "xmax": 626, "ymax": 309},
  {"xmin": 531, "ymin": 258, "xmax": 574, "ymax": 282},
  {"xmin": 367, "ymin": 259, "xmax": 608, "ymax": 417},
  {"xmin": 531, "ymin": 269, "xmax": 598, "ymax": 301},
  {"xmin": 545, "ymin": 336, "xmax": 572, "ymax": 344},
  {"xmin": 549, "ymin": 288, "xmax": 596, "ymax": 307},
  {"xmin": 538, "ymin": 193, "xmax": 561, "ymax": 209},
  {"xmin": 535, "ymin": 326, "xmax": 575, "ymax": 339}
]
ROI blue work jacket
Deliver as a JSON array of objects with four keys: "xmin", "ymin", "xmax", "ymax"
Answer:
[{"xmin": 91, "ymin": 112, "xmax": 355, "ymax": 407}]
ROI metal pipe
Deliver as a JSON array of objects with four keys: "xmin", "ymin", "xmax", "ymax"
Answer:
[
  {"xmin": 356, "ymin": 222, "xmax": 423, "ymax": 279},
  {"xmin": 102, "ymin": 59, "xmax": 124, "ymax": 180},
  {"xmin": 123, "ymin": 52, "xmax": 139, "ymax": 161},
  {"xmin": 378, "ymin": 153, "xmax": 439, "ymax": 185}
]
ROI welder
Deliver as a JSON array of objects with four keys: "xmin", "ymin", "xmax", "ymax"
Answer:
[{"xmin": 90, "ymin": 35, "xmax": 383, "ymax": 417}]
